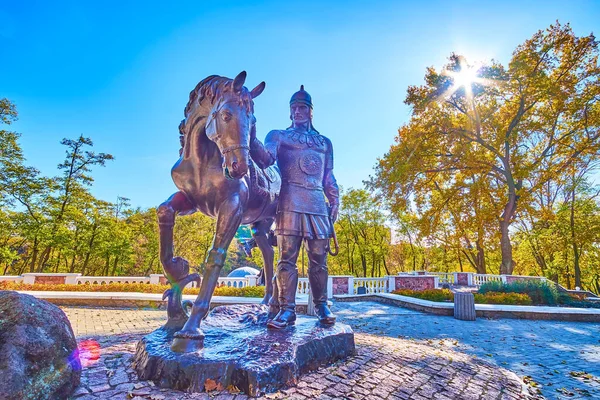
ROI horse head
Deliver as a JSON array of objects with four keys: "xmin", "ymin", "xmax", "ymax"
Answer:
[{"xmin": 201, "ymin": 71, "xmax": 265, "ymax": 179}]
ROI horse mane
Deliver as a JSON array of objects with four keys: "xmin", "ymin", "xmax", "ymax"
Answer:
[{"xmin": 178, "ymin": 75, "xmax": 254, "ymax": 157}]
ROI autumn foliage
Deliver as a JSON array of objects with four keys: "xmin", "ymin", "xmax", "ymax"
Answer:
[{"xmin": 370, "ymin": 23, "xmax": 600, "ymax": 293}]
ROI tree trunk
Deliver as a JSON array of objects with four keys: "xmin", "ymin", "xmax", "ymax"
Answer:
[
  {"xmin": 382, "ymin": 257, "xmax": 390, "ymax": 275},
  {"xmin": 371, "ymin": 250, "xmax": 376, "ymax": 277},
  {"xmin": 54, "ymin": 249, "xmax": 62, "ymax": 272},
  {"xmin": 564, "ymin": 250, "xmax": 571, "ymax": 289},
  {"xmin": 360, "ymin": 253, "xmax": 367, "ymax": 277},
  {"xmin": 104, "ymin": 254, "xmax": 110, "ymax": 276},
  {"xmin": 475, "ymin": 238, "xmax": 486, "ymax": 274},
  {"xmin": 499, "ymin": 191, "xmax": 518, "ymax": 275},
  {"xmin": 69, "ymin": 254, "xmax": 77, "ymax": 273},
  {"xmin": 111, "ymin": 256, "xmax": 119, "ymax": 276},
  {"xmin": 81, "ymin": 222, "xmax": 98, "ymax": 275},
  {"xmin": 570, "ymin": 184, "xmax": 582, "ymax": 288},
  {"xmin": 36, "ymin": 246, "xmax": 52, "ymax": 272},
  {"xmin": 29, "ymin": 238, "xmax": 39, "ymax": 273}
]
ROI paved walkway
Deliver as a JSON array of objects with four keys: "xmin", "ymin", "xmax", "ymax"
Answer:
[
  {"xmin": 63, "ymin": 305, "xmax": 532, "ymax": 400},
  {"xmin": 335, "ymin": 301, "xmax": 600, "ymax": 399},
  {"xmin": 62, "ymin": 301, "xmax": 592, "ymax": 399}
]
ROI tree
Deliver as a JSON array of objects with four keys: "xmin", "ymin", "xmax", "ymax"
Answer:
[
  {"xmin": 371, "ymin": 23, "xmax": 600, "ymax": 274},
  {"xmin": 35, "ymin": 136, "xmax": 114, "ymax": 271},
  {"xmin": 334, "ymin": 188, "xmax": 391, "ymax": 277}
]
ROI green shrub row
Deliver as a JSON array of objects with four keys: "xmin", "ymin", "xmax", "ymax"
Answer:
[
  {"xmin": 478, "ymin": 280, "xmax": 559, "ymax": 305},
  {"xmin": 473, "ymin": 292, "xmax": 532, "ymax": 305},
  {"xmin": 0, "ymin": 281, "xmax": 265, "ymax": 298},
  {"xmin": 392, "ymin": 288, "xmax": 455, "ymax": 302}
]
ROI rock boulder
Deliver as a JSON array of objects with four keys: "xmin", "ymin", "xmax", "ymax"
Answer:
[{"xmin": 0, "ymin": 291, "xmax": 81, "ymax": 400}]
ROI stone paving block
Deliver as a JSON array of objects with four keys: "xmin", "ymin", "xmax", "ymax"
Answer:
[{"xmin": 60, "ymin": 305, "xmax": 546, "ymax": 399}]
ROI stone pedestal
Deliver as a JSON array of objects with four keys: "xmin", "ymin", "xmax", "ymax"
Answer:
[{"xmin": 132, "ymin": 304, "xmax": 355, "ymax": 396}]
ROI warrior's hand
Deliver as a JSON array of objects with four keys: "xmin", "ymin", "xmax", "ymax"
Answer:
[{"xmin": 329, "ymin": 204, "xmax": 339, "ymax": 224}]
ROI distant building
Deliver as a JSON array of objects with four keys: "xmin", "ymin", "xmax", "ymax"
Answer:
[{"xmin": 227, "ymin": 267, "xmax": 260, "ymax": 278}]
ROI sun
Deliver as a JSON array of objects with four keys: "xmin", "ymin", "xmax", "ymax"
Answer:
[
  {"xmin": 452, "ymin": 66, "xmax": 479, "ymax": 89},
  {"xmin": 436, "ymin": 57, "xmax": 493, "ymax": 102}
]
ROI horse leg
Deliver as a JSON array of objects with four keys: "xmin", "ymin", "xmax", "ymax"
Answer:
[
  {"xmin": 157, "ymin": 192, "xmax": 199, "ymax": 328},
  {"xmin": 171, "ymin": 198, "xmax": 243, "ymax": 353},
  {"xmin": 251, "ymin": 218, "xmax": 279, "ymax": 318}
]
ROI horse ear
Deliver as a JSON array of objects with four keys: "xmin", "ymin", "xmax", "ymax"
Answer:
[
  {"xmin": 232, "ymin": 71, "xmax": 247, "ymax": 93},
  {"xmin": 250, "ymin": 81, "xmax": 266, "ymax": 98}
]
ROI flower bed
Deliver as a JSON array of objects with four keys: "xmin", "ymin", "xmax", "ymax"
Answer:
[
  {"xmin": 0, "ymin": 281, "xmax": 265, "ymax": 298},
  {"xmin": 392, "ymin": 288, "xmax": 534, "ymax": 305},
  {"xmin": 392, "ymin": 289, "xmax": 454, "ymax": 302},
  {"xmin": 473, "ymin": 292, "xmax": 532, "ymax": 305},
  {"xmin": 479, "ymin": 280, "xmax": 559, "ymax": 305}
]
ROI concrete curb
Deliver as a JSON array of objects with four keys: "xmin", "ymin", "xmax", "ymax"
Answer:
[
  {"xmin": 334, "ymin": 293, "xmax": 600, "ymax": 322},
  {"xmin": 13, "ymin": 291, "xmax": 319, "ymax": 314}
]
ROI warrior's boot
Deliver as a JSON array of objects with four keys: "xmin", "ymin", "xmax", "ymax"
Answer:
[
  {"xmin": 267, "ymin": 267, "xmax": 297, "ymax": 329},
  {"xmin": 308, "ymin": 248, "xmax": 336, "ymax": 325},
  {"xmin": 267, "ymin": 274, "xmax": 280, "ymax": 320}
]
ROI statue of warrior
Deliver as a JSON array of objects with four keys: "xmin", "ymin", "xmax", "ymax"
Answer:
[{"xmin": 250, "ymin": 85, "xmax": 339, "ymax": 328}]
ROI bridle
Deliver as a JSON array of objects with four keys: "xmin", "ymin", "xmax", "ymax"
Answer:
[
  {"xmin": 221, "ymin": 143, "xmax": 250, "ymax": 154},
  {"xmin": 205, "ymin": 98, "xmax": 251, "ymax": 155}
]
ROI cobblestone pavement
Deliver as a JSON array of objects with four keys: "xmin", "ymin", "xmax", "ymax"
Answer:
[
  {"xmin": 335, "ymin": 301, "xmax": 600, "ymax": 400},
  {"xmin": 63, "ymin": 306, "xmax": 536, "ymax": 400}
]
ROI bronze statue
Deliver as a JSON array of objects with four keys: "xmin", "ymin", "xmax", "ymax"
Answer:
[
  {"xmin": 250, "ymin": 85, "xmax": 340, "ymax": 329},
  {"xmin": 157, "ymin": 72, "xmax": 281, "ymax": 352}
]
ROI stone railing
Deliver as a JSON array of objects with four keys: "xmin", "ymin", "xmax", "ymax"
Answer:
[
  {"xmin": 430, "ymin": 272, "xmax": 456, "ymax": 285},
  {"xmin": 353, "ymin": 277, "xmax": 388, "ymax": 294},
  {"xmin": 297, "ymin": 278, "xmax": 310, "ymax": 295},
  {"xmin": 0, "ymin": 271, "xmax": 556, "ymax": 298},
  {"xmin": 473, "ymin": 273, "xmax": 503, "ymax": 286},
  {"xmin": 77, "ymin": 276, "xmax": 150, "ymax": 285}
]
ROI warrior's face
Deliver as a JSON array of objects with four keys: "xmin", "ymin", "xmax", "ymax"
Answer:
[{"xmin": 290, "ymin": 103, "xmax": 311, "ymax": 127}]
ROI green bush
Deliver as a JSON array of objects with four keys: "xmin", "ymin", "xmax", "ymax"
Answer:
[
  {"xmin": 473, "ymin": 292, "xmax": 532, "ymax": 305},
  {"xmin": 392, "ymin": 289, "xmax": 454, "ymax": 302},
  {"xmin": 479, "ymin": 279, "xmax": 559, "ymax": 305},
  {"xmin": 0, "ymin": 281, "xmax": 265, "ymax": 298}
]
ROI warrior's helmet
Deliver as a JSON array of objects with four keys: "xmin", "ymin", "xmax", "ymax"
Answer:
[
  {"xmin": 290, "ymin": 85, "xmax": 313, "ymax": 108},
  {"xmin": 288, "ymin": 85, "xmax": 318, "ymax": 132}
]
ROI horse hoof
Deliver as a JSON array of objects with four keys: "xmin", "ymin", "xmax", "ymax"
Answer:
[
  {"xmin": 267, "ymin": 319, "xmax": 295, "ymax": 329},
  {"xmin": 171, "ymin": 328, "xmax": 204, "ymax": 352}
]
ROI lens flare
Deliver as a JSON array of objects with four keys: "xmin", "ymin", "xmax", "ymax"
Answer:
[{"xmin": 77, "ymin": 339, "xmax": 101, "ymax": 368}]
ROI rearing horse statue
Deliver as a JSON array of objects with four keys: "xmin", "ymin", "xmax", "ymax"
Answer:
[{"xmin": 157, "ymin": 72, "xmax": 280, "ymax": 352}]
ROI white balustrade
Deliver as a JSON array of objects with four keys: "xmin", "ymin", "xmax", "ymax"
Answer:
[
  {"xmin": 297, "ymin": 278, "xmax": 310, "ymax": 294},
  {"xmin": 76, "ymin": 276, "xmax": 150, "ymax": 285},
  {"xmin": 353, "ymin": 277, "xmax": 387, "ymax": 294},
  {"xmin": 430, "ymin": 272, "xmax": 456, "ymax": 284},
  {"xmin": 472, "ymin": 274, "xmax": 503, "ymax": 286}
]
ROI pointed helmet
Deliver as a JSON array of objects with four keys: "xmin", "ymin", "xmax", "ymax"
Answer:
[{"xmin": 289, "ymin": 85, "xmax": 313, "ymax": 108}]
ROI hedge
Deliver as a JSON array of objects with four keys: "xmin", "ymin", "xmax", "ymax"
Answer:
[
  {"xmin": 392, "ymin": 288, "xmax": 454, "ymax": 302},
  {"xmin": 473, "ymin": 292, "xmax": 532, "ymax": 305},
  {"xmin": 478, "ymin": 280, "xmax": 559, "ymax": 305},
  {"xmin": 392, "ymin": 288, "xmax": 534, "ymax": 305},
  {"xmin": 0, "ymin": 281, "xmax": 265, "ymax": 298}
]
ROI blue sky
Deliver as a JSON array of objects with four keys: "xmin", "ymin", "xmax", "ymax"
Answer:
[{"xmin": 2, "ymin": 0, "xmax": 599, "ymax": 209}]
